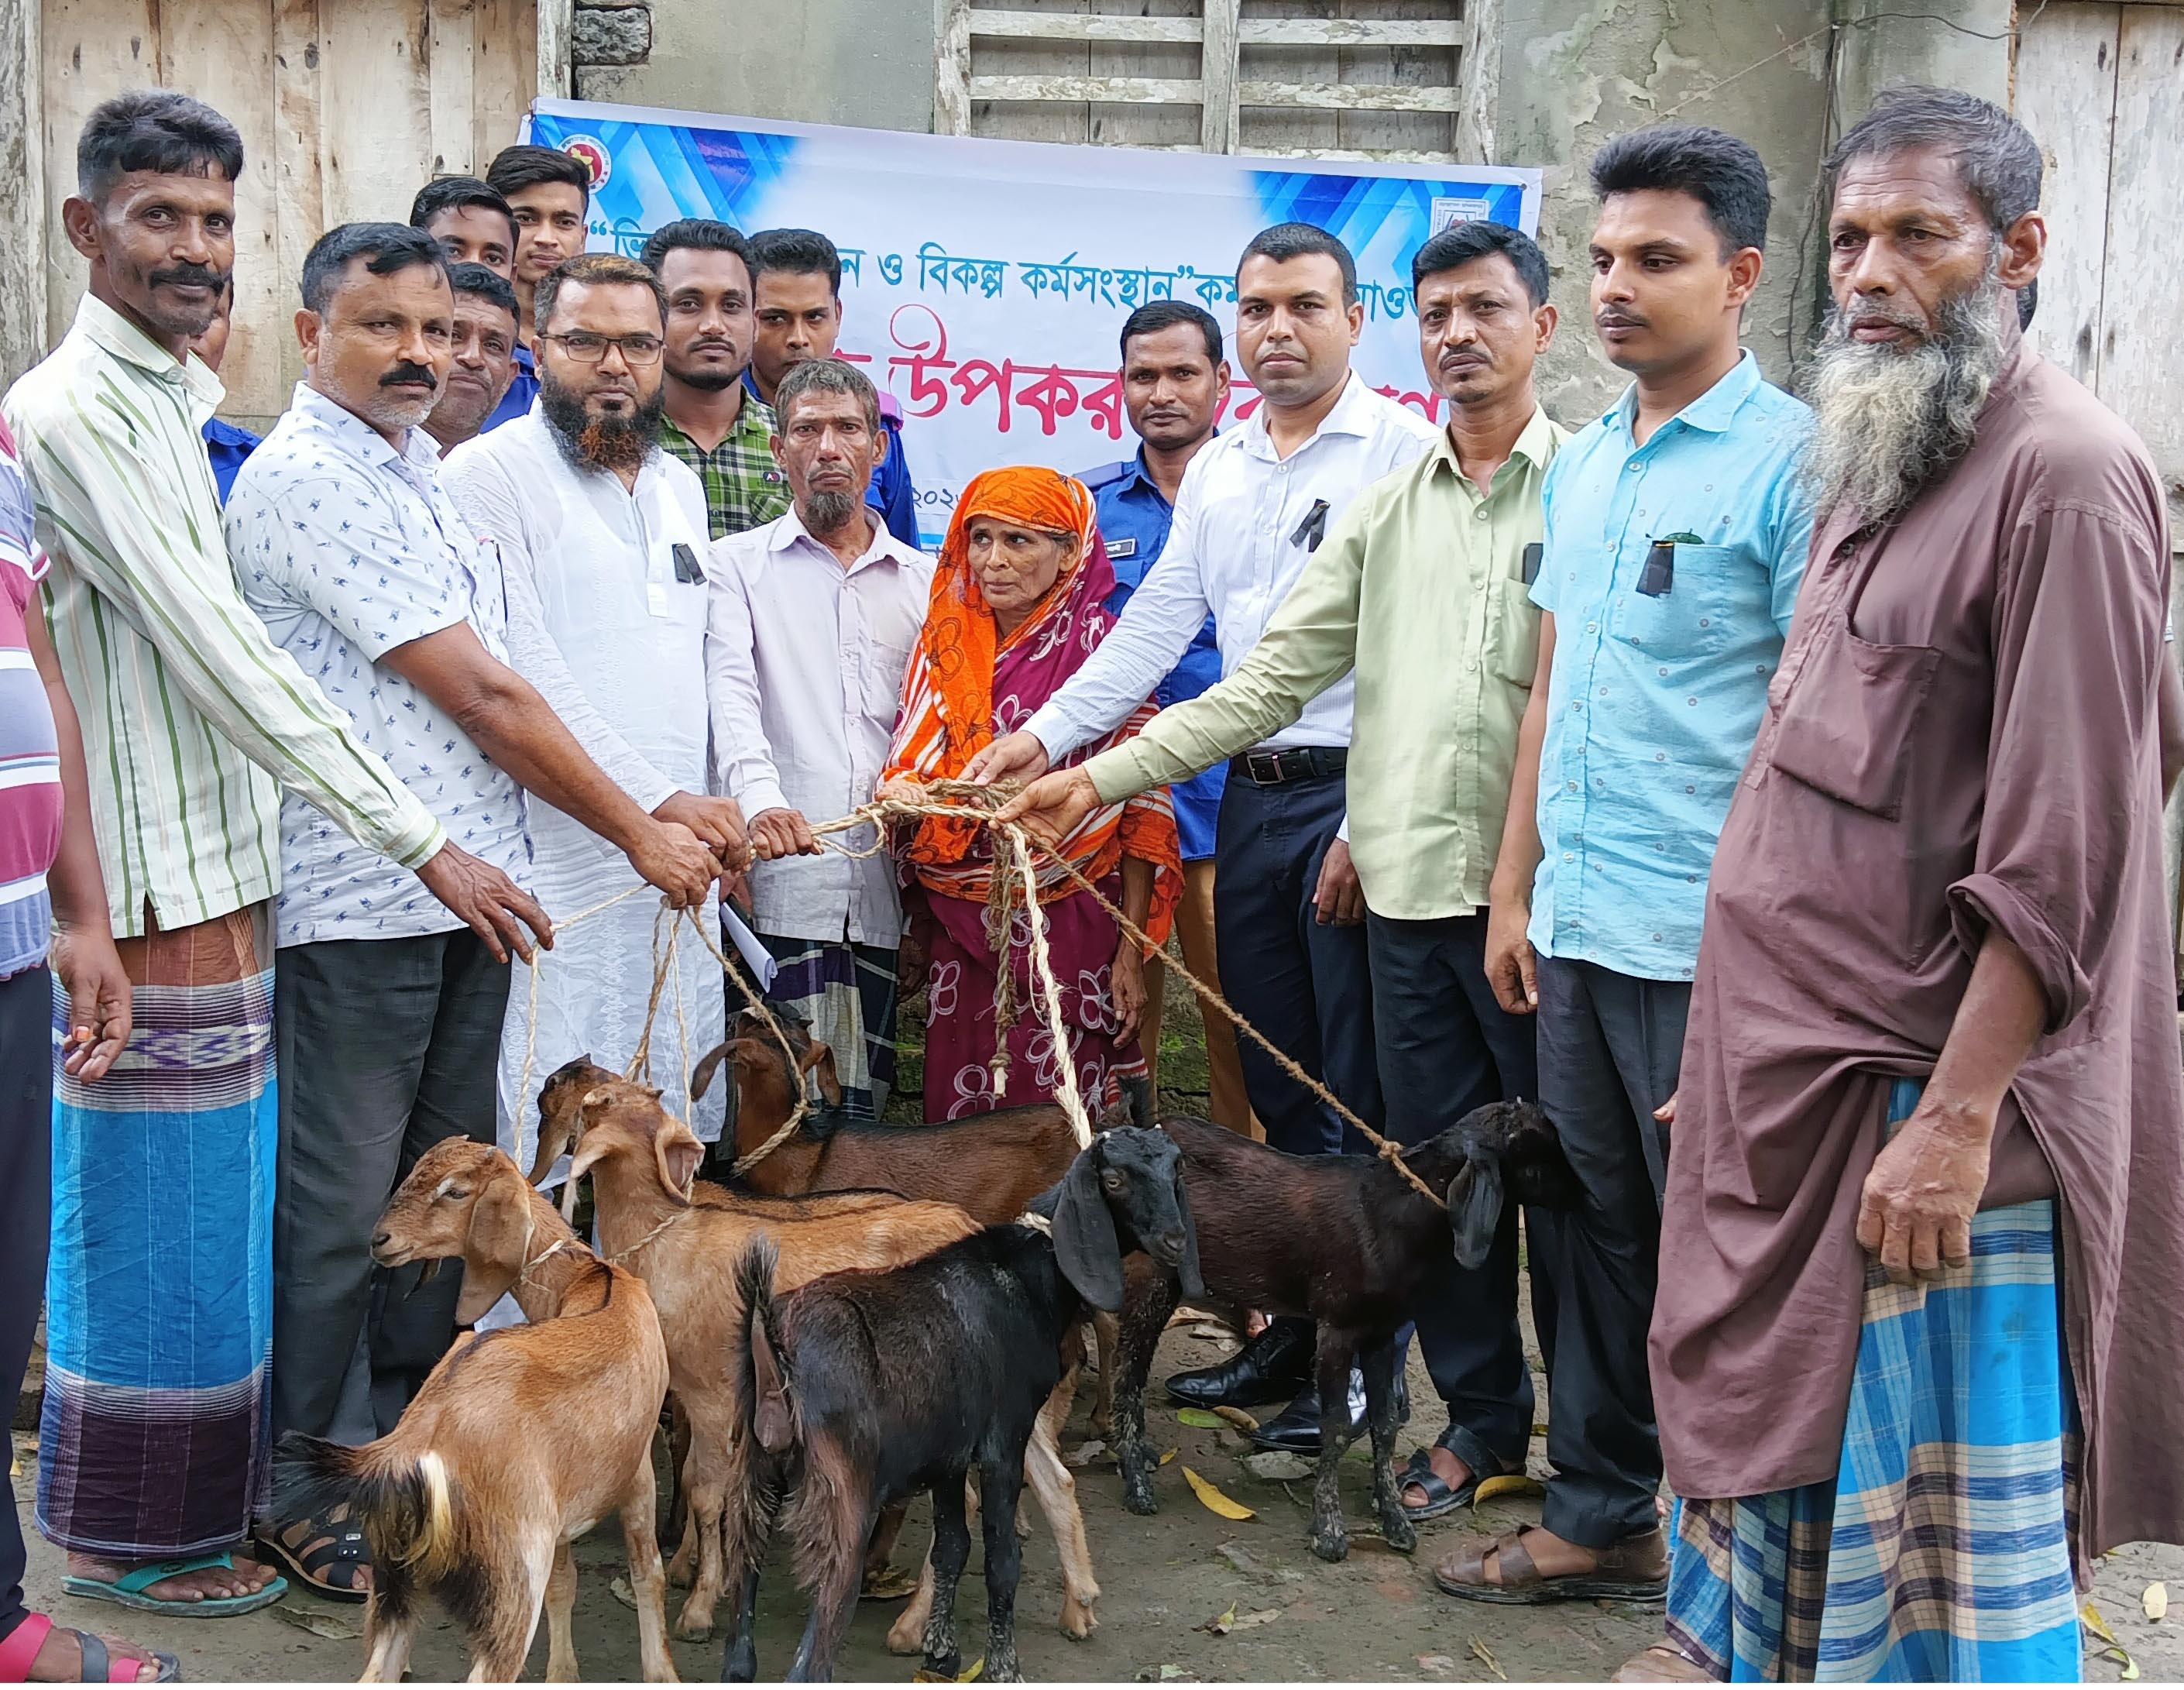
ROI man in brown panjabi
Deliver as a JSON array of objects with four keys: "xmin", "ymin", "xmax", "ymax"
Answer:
[{"xmin": 1619, "ymin": 87, "xmax": 2184, "ymax": 1683}]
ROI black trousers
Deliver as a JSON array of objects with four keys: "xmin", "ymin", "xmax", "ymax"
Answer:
[
  {"xmin": 1, "ymin": 967, "xmax": 52, "ymax": 1647},
  {"xmin": 271, "ymin": 931, "xmax": 510, "ymax": 1451},
  {"xmin": 1366, "ymin": 911, "xmax": 1542, "ymax": 1475},
  {"xmin": 1533, "ymin": 953, "xmax": 1689, "ymax": 1548},
  {"xmin": 1212, "ymin": 770, "xmax": 1383, "ymax": 1154}
]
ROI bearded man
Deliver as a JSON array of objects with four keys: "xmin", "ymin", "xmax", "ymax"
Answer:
[
  {"xmin": 1619, "ymin": 86, "xmax": 2184, "ymax": 1684},
  {"xmin": 445, "ymin": 254, "xmax": 745, "ymax": 1185}
]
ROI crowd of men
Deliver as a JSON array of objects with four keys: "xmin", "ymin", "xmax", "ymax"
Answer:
[{"xmin": 0, "ymin": 73, "xmax": 2179, "ymax": 1688}]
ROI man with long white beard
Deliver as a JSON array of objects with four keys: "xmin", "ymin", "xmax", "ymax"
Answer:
[
  {"xmin": 445, "ymin": 253, "xmax": 747, "ymax": 1181},
  {"xmin": 1619, "ymin": 86, "xmax": 2184, "ymax": 1684}
]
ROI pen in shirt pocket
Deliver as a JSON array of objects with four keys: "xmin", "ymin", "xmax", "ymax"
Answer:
[{"xmin": 1639, "ymin": 531, "xmax": 1705, "ymax": 597}]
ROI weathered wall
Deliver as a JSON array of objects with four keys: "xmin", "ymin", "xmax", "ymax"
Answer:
[{"xmin": 575, "ymin": 0, "xmax": 933, "ymax": 130}]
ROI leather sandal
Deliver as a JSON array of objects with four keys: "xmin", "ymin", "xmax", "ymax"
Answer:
[
  {"xmin": 1398, "ymin": 1441, "xmax": 1511, "ymax": 1522},
  {"xmin": 1432, "ymin": 1524, "xmax": 1668, "ymax": 1606},
  {"xmin": 256, "ymin": 1513, "xmax": 370, "ymax": 1603}
]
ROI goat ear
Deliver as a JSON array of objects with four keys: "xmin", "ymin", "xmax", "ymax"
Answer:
[
  {"xmin": 654, "ymin": 1122, "xmax": 704, "ymax": 1201},
  {"xmin": 1172, "ymin": 1163, "xmax": 1205, "ymax": 1300},
  {"xmin": 1052, "ymin": 1152, "xmax": 1126, "ymax": 1313},
  {"xmin": 458, "ymin": 1171, "xmax": 534, "ymax": 1324},
  {"xmin": 1447, "ymin": 1152, "xmax": 1506, "ymax": 1272},
  {"xmin": 801, "ymin": 1038, "xmax": 845, "ymax": 1108},
  {"xmin": 690, "ymin": 1043, "xmax": 733, "ymax": 1102}
]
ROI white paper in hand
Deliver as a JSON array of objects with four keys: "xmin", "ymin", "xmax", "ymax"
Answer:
[{"xmin": 721, "ymin": 902, "xmax": 778, "ymax": 991}]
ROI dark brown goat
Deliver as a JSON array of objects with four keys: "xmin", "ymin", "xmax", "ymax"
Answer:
[{"xmin": 1110, "ymin": 1104, "xmax": 1579, "ymax": 1564}]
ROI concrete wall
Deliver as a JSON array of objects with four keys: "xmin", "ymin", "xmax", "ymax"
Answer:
[{"xmin": 575, "ymin": 0, "xmax": 933, "ymax": 131}]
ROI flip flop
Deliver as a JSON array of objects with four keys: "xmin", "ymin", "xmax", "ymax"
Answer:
[
  {"xmin": 0, "ymin": 1613, "xmax": 181, "ymax": 1682},
  {"xmin": 1397, "ymin": 1447, "xmax": 1507, "ymax": 1522},
  {"xmin": 61, "ymin": 1554, "xmax": 287, "ymax": 1619}
]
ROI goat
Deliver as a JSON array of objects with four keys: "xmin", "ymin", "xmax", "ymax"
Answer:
[
  {"xmin": 270, "ymin": 1140, "xmax": 676, "ymax": 1683},
  {"xmin": 690, "ymin": 1013, "xmax": 1128, "ymax": 1645},
  {"xmin": 726, "ymin": 1126, "xmax": 1202, "ymax": 1683},
  {"xmin": 1109, "ymin": 1104, "xmax": 1580, "ymax": 1564},
  {"xmin": 545, "ymin": 1069, "xmax": 987, "ymax": 1645}
]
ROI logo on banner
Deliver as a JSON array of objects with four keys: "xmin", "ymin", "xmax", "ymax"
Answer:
[
  {"xmin": 1430, "ymin": 196, "xmax": 1492, "ymax": 233},
  {"xmin": 561, "ymin": 136, "xmax": 613, "ymax": 187}
]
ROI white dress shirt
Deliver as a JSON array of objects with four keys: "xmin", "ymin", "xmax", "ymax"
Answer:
[
  {"xmin": 228, "ymin": 384, "xmax": 528, "ymax": 948},
  {"xmin": 707, "ymin": 507, "xmax": 934, "ymax": 947},
  {"xmin": 1025, "ymin": 372, "xmax": 1438, "ymax": 761},
  {"xmin": 443, "ymin": 404, "xmax": 726, "ymax": 1156}
]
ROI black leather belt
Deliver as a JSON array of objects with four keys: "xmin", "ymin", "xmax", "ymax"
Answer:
[{"xmin": 1228, "ymin": 746, "xmax": 1348, "ymax": 786}]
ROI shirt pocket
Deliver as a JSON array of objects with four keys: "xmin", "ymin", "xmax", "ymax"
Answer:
[
  {"xmin": 863, "ymin": 638, "xmax": 915, "ymax": 723},
  {"xmin": 1767, "ymin": 615, "xmax": 1939, "ymax": 821},
  {"xmin": 1485, "ymin": 577, "xmax": 1543, "ymax": 689},
  {"xmin": 1607, "ymin": 543, "xmax": 1739, "ymax": 661}
]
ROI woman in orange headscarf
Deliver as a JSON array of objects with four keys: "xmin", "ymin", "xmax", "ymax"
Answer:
[{"xmin": 882, "ymin": 468, "xmax": 1181, "ymax": 1122}]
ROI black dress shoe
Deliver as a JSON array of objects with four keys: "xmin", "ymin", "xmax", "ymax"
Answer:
[
  {"xmin": 1166, "ymin": 1317, "xmax": 1314, "ymax": 1410},
  {"xmin": 1248, "ymin": 1368, "xmax": 1411, "ymax": 1454}
]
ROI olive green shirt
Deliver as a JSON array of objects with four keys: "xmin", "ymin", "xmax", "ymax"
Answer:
[{"xmin": 1087, "ymin": 406, "xmax": 1564, "ymax": 920}]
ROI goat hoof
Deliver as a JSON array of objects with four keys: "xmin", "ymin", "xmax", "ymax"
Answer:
[
  {"xmin": 1059, "ymin": 1596, "xmax": 1097, "ymax": 1640},
  {"xmin": 884, "ymin": 1610, "xmax": 925, "ymax": 1655},
  {"xmin": 1383, "ymin": 1513, "xmax": 1418, "ymax": 1554},
  {"xmin": 673, "ymin": 1612, "xmax": 715, "ymax": 1644},
  {"xmin": 984, "ymin": 1650, "xmax": 1023, "ymax": 1682},
  {"xmin": 721, "ymin": 1640, "xmax": 757, "ymax": 1683},
  {"xmin": 1119, "ymin": 1478, "xmax": 1159, "ymax": 1517},
  {"xmin": 922, "ymin": 1650, "xmax": 962, "ymax": 1678},
  {"xmin": 1310, "ymin": 1524, "xmax": 1351, "ymax": 1564},
  {"xmin": 1087, "ymin": 1409, "xmax": 1114, "ymax": 1440}
]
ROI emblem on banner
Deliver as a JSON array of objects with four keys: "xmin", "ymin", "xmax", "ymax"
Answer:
[
  {"xmin": 1430, "ymin": 196, "xmax": 1492, "ymax": 232},
  {"xmin": 561, "ymin": 136, "xmax": 613, "ymax": 187}
]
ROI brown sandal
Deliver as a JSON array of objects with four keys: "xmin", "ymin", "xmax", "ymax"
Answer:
[{"xmin": 1432, "ymin": 1525, "xmax": 1668, "ymax": 1606}]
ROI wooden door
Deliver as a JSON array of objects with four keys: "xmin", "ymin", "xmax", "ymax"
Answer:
[{"xmin": 30, "ymin": 0, "xmax": 546, "ymax": 423}]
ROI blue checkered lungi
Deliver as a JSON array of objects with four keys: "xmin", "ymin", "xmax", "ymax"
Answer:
[{"xmin": 1664, "ymin": 1080, "xmax": 2081, "ymax": 1681}]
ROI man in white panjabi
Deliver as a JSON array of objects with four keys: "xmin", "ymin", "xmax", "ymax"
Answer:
[{"xmin": 445, "ymin": 253, "xmax": 745, "ymax": 1172}]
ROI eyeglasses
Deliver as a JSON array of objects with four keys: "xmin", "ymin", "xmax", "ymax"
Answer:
[{"xmin": 541, "ymin": 331, "xmax": 664, "ymax": 366}]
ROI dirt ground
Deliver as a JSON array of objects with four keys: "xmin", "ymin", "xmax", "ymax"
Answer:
[{"xmin": 14, "ymin": 1316, "xmax": 2182, "ymax": 1684}]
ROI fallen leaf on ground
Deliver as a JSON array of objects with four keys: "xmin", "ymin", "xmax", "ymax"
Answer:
[
  {"xmin": 273, "ymin": 1606, "xmax": 362, "ymax": 1641},
  {"xmin": 864, "ymin": 1564, "xmax": 922, "ymax": 1600},
  {"xmin": 1228, "ymin": 1609, "xmax": 1280, "ymax": 1632},
  {"xmin": 1196, "ymin": 1606, "xmax": 1237, "ymax": 1635},
  {"xmin": 1210, "ymin": 1405, "xmax": 1260, "ymax": 1432},
  {"xmin": 1158, "ymin": 1664, "xmax": 1186, "ymax": 1681},
  {"xmin": 1160, "ymin": 1447, "xmax": 1178, "ymax": 1465},
  {"xmin": 1532, "ymin": 1423, "xmax": 1549, "ymax": 1436},
  {"xmin": 2083, "ymin": 1601, "xmax": 2120, "ymax": 1645},
  {"xmin": 1188, "ymin": 1323, "xmax": 1234, "ymax": 1341},
  {"xmin": 2145, "ymin": 1582, "xmax": 2168, "ymax": 1621},
  {"xmin": 1470, "ymin": 1637, "xmax": 1506, "ymax": 1681},
  {"xmin": 610, "ymin": 1575, "xmax": 637, "ymax": 1610},
  {"xmin": 1176, "ymin": 1407, "xmax": 1225, "ymax": 1429},
  {"xmin": 1182, "ymin": 1464, "xmax": 1255, "ymax": 1520},
  {"xmin": 1066, "ymin": 1438, "xmax": 1107, "ymax": 1468},
  {"xmin": 1417, "ymin": 1654, "xmax": 1456, "ymax": 1673},
  {"xmin": 1471, "ymin": 1473, "xmax": 1546, "ymax": 1505},
  {"xmin": 1243, "ymin": 1450, "xmax": 1312, "ymax": 1482}
]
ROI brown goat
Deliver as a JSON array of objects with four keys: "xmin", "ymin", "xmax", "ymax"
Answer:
[
  {"xmin": 544, "ymin": 1070, "xmax": 987, "ymax": 1644},
  {"xmin": 270, "ymin": 1141, "xmax": 675, "ymax": 1682}
]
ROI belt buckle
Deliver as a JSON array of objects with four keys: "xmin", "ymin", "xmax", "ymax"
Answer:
[{"xmin": 1245, "ymin": 749, "xmax": 1286, "ymax": 785}]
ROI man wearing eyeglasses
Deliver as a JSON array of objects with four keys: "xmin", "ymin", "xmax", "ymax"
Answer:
[{"xmin": 445, "ymin": 253, "xmax": 746, "ymax": 1194}]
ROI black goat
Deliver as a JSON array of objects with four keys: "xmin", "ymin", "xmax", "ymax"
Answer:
[
  {"xmin": 1111, "ymin": 1101, "xmax": 1578, "ymax": 1563},
  {"xmin": 723, "ymin": 1127, "xmax": 1200, "ymax": 1683}
]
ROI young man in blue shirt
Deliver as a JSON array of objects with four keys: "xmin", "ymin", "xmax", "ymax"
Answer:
[
  {"xmin": 1439, "ymin": 125, "xmax": 1815, "ymax": 1606},
  {"xmin": 481, "ymin": 146, "xmax": 589, "ymax": 434},
  {"xmin": 747, "ymin": 228, "xmax": 922, "ymax": 549},
  {"xmin": 1077, "ymin": 299, "xmax": 1253, "ymax": 1138},
  {"xmin": 191, "ymin": 280, "xmax": 260, "ymax": 504}
]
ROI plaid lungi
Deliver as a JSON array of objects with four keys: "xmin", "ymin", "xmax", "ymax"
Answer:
[
  {"xmin": 1664, "ymin": 1079, "xmax": 2080, "ymax": 1682},
  {"xmin": 38, "ymin": 905, "xmax": 278, "ymax": 1557},
  {"xmin": 757, "ymin": 932, "xmax": 899, "ymax": 1120}
]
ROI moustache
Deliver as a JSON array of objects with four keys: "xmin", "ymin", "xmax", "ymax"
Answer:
[
  {"xmin": 150, "ymin": 263, "xmax": 228, "ymax": 293},
  {"xmin": 1595, "ymin": 310, "xmax": 1648, "ymax": 330},
  {"xmin": 1844, "ymin": 297, "xmax": 1932, "ymax": 337},
  {"xmin": 379, "ymin": 362, "xmax": 438, "ymax": 392}
]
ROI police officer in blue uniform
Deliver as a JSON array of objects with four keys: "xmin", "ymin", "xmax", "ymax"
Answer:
[{"xmin": 1077, "ymin": 300, "xmax": 1256, "ymax": 1139}]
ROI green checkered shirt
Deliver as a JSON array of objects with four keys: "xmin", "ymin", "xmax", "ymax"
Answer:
[{"xmin": 661, "ymin": 393, "xmax": 792, "ymax": 539}]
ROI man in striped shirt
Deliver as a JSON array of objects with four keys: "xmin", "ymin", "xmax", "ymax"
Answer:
[{"xmin": 4, "ymin": 89, "xmax": 548, "ymax": 1620}]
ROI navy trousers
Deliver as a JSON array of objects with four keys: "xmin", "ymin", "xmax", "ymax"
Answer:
[
  {"xmin": 1367, "ymin": 911, "xmax": 1541, "ymax": 1477},
  {"xmin": 1, "ymin": 967, "xmax": 53, "ymax": 1648},
  {"xmin": 1211, "ymin": 769, "xmax": 1383, "ymax": 1154}
]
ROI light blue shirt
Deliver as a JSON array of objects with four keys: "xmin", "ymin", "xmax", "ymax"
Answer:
[
  {"xmin": 228, "ymin": 383, "xmax": 529, "ymax": 948},
  {"xmin": 1527, "ymin": 349, "xmax": 1813, "ymax": 980}
]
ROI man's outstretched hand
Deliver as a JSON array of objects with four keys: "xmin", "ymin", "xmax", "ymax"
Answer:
[
  {"xmin": 992, "ymin": 768, "xmax": 1101, "ymax": 853},
  {"xmin": 416, "ymin": 842, "xmax": 555, "ymax": 964},
  {"xmin": 967, "ymin": 730, "xmax": 1052, "ymax": 787}
]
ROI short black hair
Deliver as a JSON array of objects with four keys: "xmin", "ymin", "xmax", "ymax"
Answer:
[
  {"xmin": 641, "ymin": 218, "xmax": 756, "ymax": 281},
  {"xmin": 535, "ymin": 252, "xmax": 667, "ymax": 334},
  {"xmin": 300, "ymin": 222, "xmax": 449, "ymax": 315},
  {"xmin": 446, "ymin": 261, "xmax": 519, "ymax": 322},
  {"xmin": 1825, "ymin": 85, "xmax": 2042, "ymax": 235},
  {"xmin": 484, "ymin": 143, "xmax": 592, "ymax": 201},
  {"xmin": 1590, "ymin": 124, "xmax": 1772, "ymax": 256},
  {"xmin": 77, "ymin": 89, "xmax": 243, "ymax": 203},
  {"xmin": 1412, "ymin": 221, "xmax": 1551, "ymax": 307},
  {"xmin": 409, "ymin": 175, "xmax": 515, "ymax": 235},
  {"xmin": 1237, "ymin": 222, "xmax": 1357, "ymax": 306},
  {"xmin": 749, "ymin": 228, "xmax": 843, "ymax": 296},
  {"xmin": 1119, "ymin": 300, "xmax": 1222, "ymax": 366}
]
